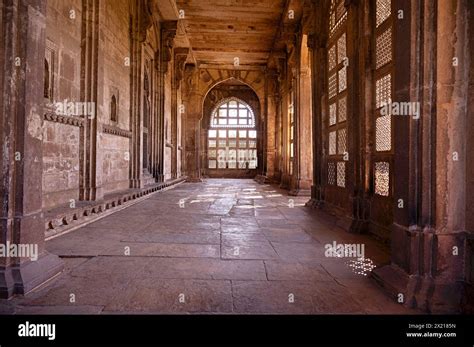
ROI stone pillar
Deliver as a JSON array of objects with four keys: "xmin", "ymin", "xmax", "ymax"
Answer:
[
  {"xmin": 372, "ymin": 0, "xmax": 472, "ymax": 313},
  {"xmin": 129, "ymin": 0, "xmax": 146, "ymax": 188},
  {"xmin": 307, "ymin": 0, "xmax": 329, "ymax": 207},
  {"xmin": 265, "ymin": 70, "xmax": 279, "ymax": 180},
  {"xmin": 465, "ymin": 0, "xmax": 474, "ymax": 313},
  {"xmin": 273, "ymin": 59, "xmax": 285, "ymax": 183},
  {"xmin": 0, "ymin": 0, "xmax": 63, "ymax": 299},
  {"xmin": 184, "ymin": 93, "xmax": 203, "ymax": 182},
  {"xmin": 279, "ymin": 89, "xmax": 290, "ymax": 190},
  {"xmin": 257, "ymin": 78, "xmax": 268, "ymax": 180},
  {"xmin": 79, "ymin": 0, "xmax": 102, "ymax": 198},
  {"xmin": 182, "ymin": 65, "xmax": 202, "ymax": 182},
  {"xmin": 290, "ymin": 35, "xmax": 313, "ymax": 196},
  {"xmin": 172, "ymin": 48, "xmax": 189, "ymax": 179},
  {"xmin": 152, "ymin": 49, "xmax": 161, "ymax": 181},
  {"xmin": 159, "ymin": 21, "xmax": 177, "ymax": 182},
  {"xmin": 428, "ymin": 0, "xmax": 470, "ymax": 313},
  {"xmin": 345, "ymin": 0, "xmax": 368, "ymax": 232}
]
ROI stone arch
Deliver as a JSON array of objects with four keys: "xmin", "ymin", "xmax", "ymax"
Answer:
[
  {"xmin": 181, "ymin": 67, "xmax": 267, "ymax": 181},
  {"xmin": 201, "ymin": 83, "xmax": 262, "ymax": 178},
  {"xmin": 204, "ymin": 77, "xmax": 264, "ymax": 105},
  {"xmin": 199, "ymin": 75, "xmax": 266, "ymax": 143},
  {"xmin": 198, "ymin": 69, "xmax": 266, "ymax": 111}
]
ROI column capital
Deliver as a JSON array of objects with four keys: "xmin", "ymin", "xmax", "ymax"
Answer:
[
  {"xmin": 174, "ymin": 47, "xmax": 190, "ymax": 87},
  {"xmin": 161, "ymin": 21, "xmax": 178, "ymax": 73}
]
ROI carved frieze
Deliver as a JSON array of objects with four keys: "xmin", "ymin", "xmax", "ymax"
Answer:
[
  {"xmin": 44, "ymin": 113, "xmax": 85, "ymax": 127},
  {"xmin": 102, "ymin": 124, "xmax": 132, "ymax": 138}
]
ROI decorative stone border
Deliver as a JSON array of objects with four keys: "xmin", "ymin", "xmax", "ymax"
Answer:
[
  {"xmin": 102, "ymin": 124, "xmax": 132, "ymax": 138},
  {"xmin": 44, "ymin": 176, "xmax": 187, "ymax": 240},
  {"xmin": 43, "ymin": 113, "xmax": 84, "ymax": 127}
]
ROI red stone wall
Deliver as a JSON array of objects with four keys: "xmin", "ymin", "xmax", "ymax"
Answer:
[
  {"xmin": 42, "ymin": 123, "xmax": 80, "ymax": 209},
  {"xmin": 42, "ymin": 0, "xmax": 133, "ymax": 204},
  {"xmin": 42, "ymin": 0, "xmax": 82, "ymax": 208},
  {"xmin": 98, "ymin": 0, "xmax": 131, "ymax": 194}
]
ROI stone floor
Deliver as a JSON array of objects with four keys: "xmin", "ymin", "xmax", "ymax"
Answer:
[{"xmin": 1, "ymin": 179, "xmax": 416, "ymax": 314}]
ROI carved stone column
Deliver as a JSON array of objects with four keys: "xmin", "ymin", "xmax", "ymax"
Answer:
[
  {"xmin": 290, "ymin": 35, "xmax": 313, "ymax": 196},
  {"xmin": 182, "ymin": 64, "xmax": 203, "ymax": 182},
  {"xmin": 273, "ymin": 58, "xmax": 286, "ymax": 183},
  {"xmin": 159, "ymin": 21, "xmax": 177, "ymax": 182},
  {"xmin": 0, "ymin": 0, "xmax": 63, "ymax": 299},
  {"xmin": 129, "ymin": 0, "xmax": 152, "ymax": 188},
  {"xmin": 79, "ymin": 0, "xmax": 101, "ymax": 198},
  {"xmin": 172, "ymin": 48, "xmax": 189, "ymax": 179},
  {"xmin": 265, "ymin": 69, "xmax": 279, "ymax": 180},
  {"xmin": 307, "ymin": 0, "xmax": 329, "ymax": 207},
  {"xmin": 345, "ymin": 0, "xmax": 368, "ymax": 232}
]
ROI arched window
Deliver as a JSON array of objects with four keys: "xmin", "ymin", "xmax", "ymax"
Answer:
[
  {"xmin": 44, "ymin": 59, "xmax": 50, "ymax": 99},
  {"xmin": 110, "ymin": 95, "xmax": 117, "ymax": 122},
  {"xmin": 208, "ymin": 97, "xmax": 257, "ymax": 170}
]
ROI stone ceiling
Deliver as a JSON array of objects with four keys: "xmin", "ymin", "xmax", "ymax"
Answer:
[{"xmin": 175, "ymin": 0, "xmax": 287, "ymax": 69}]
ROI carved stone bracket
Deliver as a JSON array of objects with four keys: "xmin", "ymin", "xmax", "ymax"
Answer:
[
  {"xmin": 280, "ymin": 28, "xmax": 298, "ymax": 67},
  {"xmin": 161, "ymin": 21, "xmax": 178, "ymax": 74},
  {"xmin": 183, "ymin": 63, "xmax": 197, "ymax": 96},
  {"xmin": 44, "ymin": 113, "xmax": 85, "ymax": 127},
  {"xmin": 102, "ymin": 124, "xmax": 132, "ymax": 138},
  {"xmin": 266, "ymin": 69, "xmax": 280, "ymax": 97},
  {"xmin": 174, "ymin": 47, "xmax": 189, "ymax": 87},
  {"xmin": 302, "ymin": 0, "xmax": 316, "ymax": 34},
  {"xmin": 132, "ymin": 0, "xmax": 153, "ymax": 43}
]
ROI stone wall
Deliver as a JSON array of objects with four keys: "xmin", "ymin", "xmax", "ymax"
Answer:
[
  {"xmin": 99, "ymin": 133, "xmax": 130, "ymax": 193},
  {"xmin": 42, "ymin": 122, "xmax": 80, "ymax": 209},
  {"xmin": 99, "ymin": 0, "xmax": 130, "ymax": 130},
  {"xmin": 42, "ymin": 0, "xmax": 133, "ymax": 202},
  {"xmin": 98, "ymin": 0, "xmax": 131, "ymax": 194},
  {"xmin": 45, "ymin": 0, "xmax": 82, "ymax": 101},
  {"xmin": 42, "ymin": 0, "xmax": 82, "ymax": 208}
]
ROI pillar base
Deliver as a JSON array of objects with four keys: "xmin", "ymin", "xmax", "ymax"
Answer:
[
  {"xmin": 186, "ymin": 177, "xmax": 202, "ymax": 183},
  {"xmin": 0, "ymin": 252, "xmax": 64, "ymax": 299},
  {"xmin": 288, "ymin": 188, "xmax": 311, "ymax": 197},
  {"xmin": 305, "ymin": 198, "xmax": 323, "ymax": 208},
  {"xmin": 348, "ymin": 217, "xmax": 370, "ymax": 234},
  {"xmin": 254, "ymin": 174, "xmax": 271, "ymax": 184},
  {"xmin": 371, "ymin": 263, "xmax": 466, "ymax": 313}
]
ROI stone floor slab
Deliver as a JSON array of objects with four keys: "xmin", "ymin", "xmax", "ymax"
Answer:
[
  {"xmin": 4, "ymin": 178, "xmax": 416, "ymax": 315},
  {"xmin": 103, "ymin": 279, "xmax": 233, "ymax": 314},
  {"xmin": 264, "ymin": 260, "xmax": 334, "ymax": 282}
]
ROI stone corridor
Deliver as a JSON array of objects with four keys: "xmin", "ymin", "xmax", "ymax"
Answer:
[{"xmin": 1, "ymin": 180, "xmax": 413, "ymax": 314}]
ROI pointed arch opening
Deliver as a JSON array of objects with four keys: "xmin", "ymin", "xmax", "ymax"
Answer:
[
  {"xmin": 207, "ymin": 97, "xmax": 258, "ymax": 171},
  {"xmin": 201, "ymin": 79, "xmax": 261, "ymax": 178}
]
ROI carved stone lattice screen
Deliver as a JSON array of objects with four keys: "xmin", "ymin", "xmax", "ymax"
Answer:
[
  {"xmin": 208, "ymin": 98, "xmax": 257, "ymax": 170},
  {"xmin": 373, "ymin": 0, "xmax": 393, "ymax": 197},
  {"xmin": 326, "ymin": 0, "xmax": 348, "ymax": 188}
]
